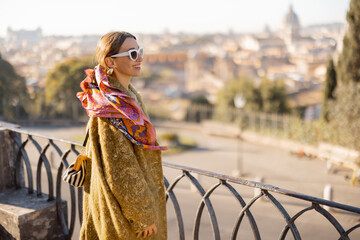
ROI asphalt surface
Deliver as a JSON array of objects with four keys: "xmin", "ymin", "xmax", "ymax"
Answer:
[{"xmin": 159, "ymin": 124, "xmax": 360, "ymax": 239}]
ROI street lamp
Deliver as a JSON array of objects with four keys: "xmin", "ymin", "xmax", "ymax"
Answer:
[{"xmin": 232, "ymin": 94, "xmax": 245, "ymax": 177}]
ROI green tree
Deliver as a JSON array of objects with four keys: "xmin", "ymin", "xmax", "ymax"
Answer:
[
  {"xmin": 321, "ymin": 58, "xmax": 337, "ymax": 122},
  {"xmin": 328, "ymin": 82, "xmax": 360, "ymax": 150},
  {"xmin": 190, "ymin": 95, "xmax": 211, "ymax": 105},
  {"xmin": 45, "ymin": 56, "xmax": 94, "ymax": 118},
  {"xmin": 239, "ymin": 78, "xmax": 262, "ymax": 112},
  {"xmin": 0, "ymin": 55, "xmax": 29, "ymax": 119},
  {"xmin": 327, "ymin": 0, "xmax": 360, "ymax": 152},
  {"xmin": 216, "ymin": 77, "xmax": 262, "ymax": 112},
  {"xmin": 28, "ymin": 88, "xmax": 46, "ymax": 119},
  {"xmin": 259, "ymin": 77, "xmax": 290, "ymax": 114},
  {"xmin": 337, "ymin": 0, "xmax": 360, "ymax": 84},
  {"xmin": 216, "ymin": 76, "xmax": 290, "ymax": 114}
]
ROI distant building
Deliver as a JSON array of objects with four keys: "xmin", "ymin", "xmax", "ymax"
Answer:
[
  {"xmin": 281, "ymin": 5, "xmax": 301, "ymax": 45},
  {"xmin": 287, "ymin": 88, "xmax": 323, "ymax": 121},
  {"xmin": 185, "ymin": 51, "xmax": 235, "ymax": 100},
  {"xmin": 6, "ymin": 27, "xmax": 42, "ymax": 44}
]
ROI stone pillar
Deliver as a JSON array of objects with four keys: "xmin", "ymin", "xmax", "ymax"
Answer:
[
  {"xmin": 0, "ymin": 128, "xmax": 23, "ymax": 190},
  {"xmin": 0, "ymin": 127, "xmax": 68, "ymax": 240}
]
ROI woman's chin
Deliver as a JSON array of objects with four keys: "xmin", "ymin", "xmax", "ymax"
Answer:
[{"xmin": 132, "ymin": 70, "xmax": 141, "ymax": 77}]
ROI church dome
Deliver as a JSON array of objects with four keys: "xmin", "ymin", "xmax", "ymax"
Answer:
[
  {"xmin": 282, "ymin": 4, "xmax": 301, "ymax": 42},
  {"xmin": 283, "ymin": 5, "xmax": 300, "ymax": 29}
]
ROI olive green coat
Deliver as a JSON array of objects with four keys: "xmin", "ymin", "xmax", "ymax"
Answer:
[{"xmin": 80, "ymin": 82, "xmax": 167, "ymax": 240}]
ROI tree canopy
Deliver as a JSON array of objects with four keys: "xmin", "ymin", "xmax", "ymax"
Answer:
[
  {"xmin": 328, "ymin": 82, "xmax": 360, "ymax": 150},
  {"xmin": 44, "ymin": 56, "xmax": 94, "ymax": 118},
  {"xmin": 337, "ymin": 0, "xmax": 360, "ymax": 84},
  {"xmin": 216, "ymin": 76, "xmax": 290, "ymax": 114},
  {"xmin": 0, "ymin": 55, "xmax": 29, "ymax": 119},
  {"xmin": 328, "ymin": 0, "xmax": 360, "ymax": 151},
  {"xmin": 321, "ymin": 58, "xmax": 337, "ymax": 122}
]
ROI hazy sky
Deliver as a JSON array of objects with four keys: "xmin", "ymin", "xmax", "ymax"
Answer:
[{"xmin": 0, "ymin": 0, "xmax": 350, "ymax": 37}]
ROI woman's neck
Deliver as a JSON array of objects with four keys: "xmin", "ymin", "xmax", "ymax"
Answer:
[{"xmin": 113, "ymin": 72, "xmax": 131, "ymax": 90}]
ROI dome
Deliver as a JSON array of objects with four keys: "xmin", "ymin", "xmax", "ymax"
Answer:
[
  {"xmin": 282, "ymin": 4, "xmax": 301, "ymax": 42},
  {"xmin": 283, "ymin": 5, "xmax": 300, "ymax": 29}
]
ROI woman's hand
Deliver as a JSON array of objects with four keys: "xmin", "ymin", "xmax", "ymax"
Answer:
[{"xmin": 137, "ymin": 224, "xmax": 157, "ymax": 238}]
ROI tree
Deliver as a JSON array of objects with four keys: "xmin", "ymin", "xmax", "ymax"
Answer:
[
  {"xmin": 216, "ymin": 77, "xmax": 262, "ymax": 112},
  {"xmin": 321, "ymin": 58, "xmax": 337, "ymax": 122},
  {"xmin": 190, "ymin": 95, "xmax": 211, "ymax": 105},
  {"xmin": 337, "ymin": 0, "xmax": 360, "ymax": 84},
  {"xmin": 259, "ymin": 77, "xmax": 290, "ymax": 114},
  {"xmin": 45, "ymin": 56, "xmax": 94, "ymax": 118},
  {"xmin": 328, "ymin": 82, "xmax": 360, "ymax": 150},
  {"xmin": 0, "ymin": 55, "xmax": 29, "ymax": 119},
  {"xmin": 327, "ymin": 0, "xmax": 360, "ymax": 152},
  {"xmin": 185, "ymin": 95, "xmax": 213, "ymax": 122},
  {"xmin": 239, "ymin": 78, "xmax": 263, "ymax": 112},
  {"xmin": 216, "ymin": 76, "xmax": 290, "ymax": 114}
]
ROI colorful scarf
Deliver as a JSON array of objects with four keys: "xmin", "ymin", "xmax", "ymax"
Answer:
[{"xmin": 77, "ymin": 65, "xmax": 168, "ymax": 151}]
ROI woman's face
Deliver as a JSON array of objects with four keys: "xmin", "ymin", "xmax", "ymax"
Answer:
[{"xmin": 111, "ymin": 37, "xmax": 143, "ymax": 79}]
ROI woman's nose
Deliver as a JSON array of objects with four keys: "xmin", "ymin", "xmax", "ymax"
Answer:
[{"xmin": 137, "ymin": 54, "xmax": 143, "ymax": 62}]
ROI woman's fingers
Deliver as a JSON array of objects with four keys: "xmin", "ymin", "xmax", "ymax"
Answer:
[
  {"xmin": 143, "ymin": 228, "xmax": 153, "ymax": 238},
  {"xmin": 137, "ymin": 224, "xmax": 157, "ymax": 238},
  {"xmin": 147, "ymin": 229, "xmax": 152, "ymax": 238},
  {"xmin": 137, "ymin": 229, "xmax": 150, "ymax": 238},
  {"xmin": 146, "ymin": 225, "xmax": 157, "ymax": 238}
]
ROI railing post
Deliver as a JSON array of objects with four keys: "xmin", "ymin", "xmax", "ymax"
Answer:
[
  {"xmin": 0, "ymin": 128, "xmax": 23, "ymax": 191},
  {"xmin": 323, "ymin": 184, "xmax": 333, "ymax": 212}
]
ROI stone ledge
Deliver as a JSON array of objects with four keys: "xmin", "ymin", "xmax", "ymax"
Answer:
[{"xmin": 0, "ymin": 188, "xmax": 67, "ymax": 240}]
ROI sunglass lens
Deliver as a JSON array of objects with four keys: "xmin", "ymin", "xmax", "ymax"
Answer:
[{"xmin": 130, "ymin": 51, "xmax": 137, "ymax": 61}]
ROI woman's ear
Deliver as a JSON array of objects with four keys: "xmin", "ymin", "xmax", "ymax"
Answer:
[{"xmin": 105, "ymin": 57, "xmax": 114, "ymax": 68}]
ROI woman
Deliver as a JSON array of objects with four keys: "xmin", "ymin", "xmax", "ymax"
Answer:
[{"xmin": 77, "ymin": 31, "xmax": 168, "ymax": 239}]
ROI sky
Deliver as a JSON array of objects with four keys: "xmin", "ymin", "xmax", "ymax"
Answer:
[{"xmin": 0, "ymin": 0, "xmax": 351, "ymax": 37}]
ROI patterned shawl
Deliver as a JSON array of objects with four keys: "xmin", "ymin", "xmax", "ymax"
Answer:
[{"xmin": 77, "ymin": 65, "xmax": 168, "ymax": 151}]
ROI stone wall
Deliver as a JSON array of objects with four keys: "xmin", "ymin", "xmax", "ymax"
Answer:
[{"xmin": 0, "ymin": 128, "xmax": 68, "ymax": 240}]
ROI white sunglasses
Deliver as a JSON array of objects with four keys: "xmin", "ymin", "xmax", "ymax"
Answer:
[{"xmin": 110, "ymin": 46, "xmax": 144, "ymax": 61}]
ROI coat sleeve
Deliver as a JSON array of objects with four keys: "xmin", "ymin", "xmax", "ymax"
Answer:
[{"xmin": 95, "ymin": 117, "xmax": 157, "ymax": 233}]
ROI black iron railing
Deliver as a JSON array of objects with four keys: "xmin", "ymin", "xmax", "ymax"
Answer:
[{"xmin": 1, "ymin": 126, "xmax": 360, "ymax": 239}]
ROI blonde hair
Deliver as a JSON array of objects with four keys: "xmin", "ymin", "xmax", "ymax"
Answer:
[{"xmin": 96, "ymin": 31, "xmax": 136, "ymax": 70}]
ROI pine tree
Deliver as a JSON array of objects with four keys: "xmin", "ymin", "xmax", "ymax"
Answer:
[
  {"xmin": 328, "ymin": 82, "xmax": 360, "ymax": 150},
  {"xmin": 328, "ymin": 0, "xmax": 360, "ymax": 151},
  {"xmin": 337, "ymin": 0, "xmax": 360, "ymax": 84},
  {"xmin": 321, "ymin": 58, "xmax": 337, "ymax": 122}
]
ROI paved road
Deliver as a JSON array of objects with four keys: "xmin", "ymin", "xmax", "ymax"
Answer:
[
  {"xmin": 158, "ymin": 124, "xmax": 360, "ymax": 239},
  {"xmin": 24, "ymin": 124, "xmax": 360, "ymax": 239}
]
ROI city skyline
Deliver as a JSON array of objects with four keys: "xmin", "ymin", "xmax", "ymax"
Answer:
[{"xmin": 1, "ymin": 0, "xmax": 350, "ymax": 37}]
